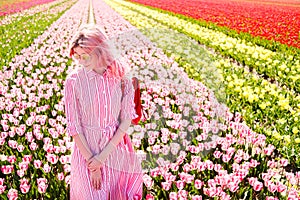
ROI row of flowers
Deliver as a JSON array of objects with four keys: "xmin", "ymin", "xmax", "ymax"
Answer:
[
  {"xmin": 144, "ymin": 6, "xmax": 300, "ymax": 60},
  {"xmin": 119, "ymin": 0, "xmax": 300, "ymax": 95},
  {"xmin": 101, "ymin": 0, "xmax": 300, "ymax": 199},
  {"xmin": 0, "ymin": 0, "xmax": 57, "ymax": 17},
  {"xmin": 0, "ymin": 0, "xmax": 74, "ymax": 71},
  {"xmin": 106, "ymin": 0, "xmax": 300, "ymax": 168},
  {"xmin": 0, "ymin": 0, "xmax": 89, "ymax": 199},
  {"xmin": 0, "ymin": 0, "xmax": 66, "ymax": 26},
  {"xmin": 128, "ymin": 0, "xmax": 300, "ymax": 49}
]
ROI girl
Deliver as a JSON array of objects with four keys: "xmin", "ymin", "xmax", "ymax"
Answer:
[{"xmin": 64, "ymin": 24, "xmax": 143, "ymax": 200}]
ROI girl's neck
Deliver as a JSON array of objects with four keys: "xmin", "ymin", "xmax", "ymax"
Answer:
[{"xmin": 93, "ymin": 67, "xmax": 107, "ymax": 75}]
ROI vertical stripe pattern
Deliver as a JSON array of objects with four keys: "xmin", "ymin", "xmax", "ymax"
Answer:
[{"xmin": 64, "ymin": 68, "xmax": 143, "ymax": 200}]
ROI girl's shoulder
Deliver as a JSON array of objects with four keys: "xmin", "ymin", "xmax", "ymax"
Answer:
[
  {"xmin": 64, "ymin": 68, "xmax": 84, "ymax": 85},
  {"xmin": 66, "ymin": 68, "xmax": 84, "ymax": 80}
]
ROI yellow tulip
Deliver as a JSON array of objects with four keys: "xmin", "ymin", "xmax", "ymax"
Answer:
[{"xmin": 292, "ymin": 127, "xmax": 299, "ymax": 134}]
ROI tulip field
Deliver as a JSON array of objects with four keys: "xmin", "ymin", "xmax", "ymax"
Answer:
[{"xmin": 0, "ymin": 0, "xmax": 300, "ymax": 199}]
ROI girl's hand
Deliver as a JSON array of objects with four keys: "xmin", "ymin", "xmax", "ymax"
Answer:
[
  {"xmin": 90, "ymin": 168, "xmax": 102, "ymax": 190},
  {"xmin": 87, "ymin": 156, "xmax": 103, "ymax": 172}
]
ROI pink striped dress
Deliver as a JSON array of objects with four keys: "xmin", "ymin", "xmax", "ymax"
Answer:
[{"xmin": 64, "ymin": 67, "xmax": 143, "ymax": 200}]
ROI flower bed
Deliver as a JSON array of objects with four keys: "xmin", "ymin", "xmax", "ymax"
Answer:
[
  {"xmin": 0, "ymin": 0, "xmax": 58, "ymax": 16},
  {"xmin": 0, "ymin": 0, "xmax": 66, "ymax": 25},
  {"xmin": 120, "ymin": 0, "xmax": 300, "ymax": 95},
  {"xmin": 0, "ymin": 0, "xmax": 75, "ymax": 71},
  {"xmin": 98, "ymin": 0, "xmax": 300, "ymax": 199},
  {"xmin": 1, "ymin": 0, "xmax": 299, "ymax": 199},
  {"xmin": 105, "ymin": 0, "xmax": 300, "ymax": 168},
  {"xmin": 128, "ymin": 0, "xmax": 300, "ymax": 49},
  {"xmin": 0, "ymin": 0, "xmax": 88, "ymax": 198}
]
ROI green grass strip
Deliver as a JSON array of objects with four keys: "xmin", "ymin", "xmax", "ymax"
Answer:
[{"xmin": 0, "ymin": 0, "xmax": 75, "ymax": 70}]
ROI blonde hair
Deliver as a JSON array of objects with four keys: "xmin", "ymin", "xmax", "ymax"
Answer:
[{"xmin": 69, "ymin": 24, "xmax": 125, "ymax": 78}]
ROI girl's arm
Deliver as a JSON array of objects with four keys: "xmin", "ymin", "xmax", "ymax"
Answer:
[
  {"xmin": 88, "ymin": 119, "xmax": 131, "ymax": 166},
  {"xmin": 64, "ymin": 77, "xmax": 94, "ymax": 162},
  {"xmin": 73, "ymin": 133, "xmax": 94, "ymax": 161}
]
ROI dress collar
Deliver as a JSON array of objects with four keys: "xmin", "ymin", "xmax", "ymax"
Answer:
[{"xmin": 85, "ymin": 67, "xmax": 109, "ymax": 80}]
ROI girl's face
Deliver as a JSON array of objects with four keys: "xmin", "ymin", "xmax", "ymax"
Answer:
[
  {"xmin": 73, "ymin": 47, "xmax": 96, "ymax": 70},
  {"xmin": 73, "ymin": 47, "xmax": 106, "ymax": 71}
]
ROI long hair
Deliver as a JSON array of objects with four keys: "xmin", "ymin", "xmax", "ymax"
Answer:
[{"xmin": 69, "ymin": 24, "xmax": 125, "ymax": 78}]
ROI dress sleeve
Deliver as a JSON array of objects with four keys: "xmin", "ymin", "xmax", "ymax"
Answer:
[
  {"xmin": 63, "ymin": 76, "xmax": 82, "ymax": 137},
  {"xmin": 120, "ymin": 78, "xmax": 138, "ymax": 121}
]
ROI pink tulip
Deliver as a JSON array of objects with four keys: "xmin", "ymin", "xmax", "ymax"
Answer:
[
  {"xmin": 0, "ymin": 185, "xmax": 6, "ymax": 194},
  {"xmin": 249, "ymin": 159, "xmax": 260, "ymax": 168},
  {"xmin": 33, "ymin": 160, "xmax": 42, "ymax": 169},
  {"xmin": 152, "ymin": 144, "xmax": 160, "ymax": 154},
  {"xmin": 148, "ymin": 137, "xmax": 156, "ymax": 145},
  {"xmin": 161, "ymin": 145, "xmax": 170, "ymax": 155},
  {"xmin": 37, "ymin": 178, "xmax": 47, "ymax": 185},
  {"xmin": 169, "ymin": 192, "xmax": 178, "ymax": 200},
  {"xmin": 205, "ymin": 160, "xmax": 214, "ymax": 170},
  {"xmin": 279, "ymin": 158, "xmax": 288, "ymax": 167},
  {"xmin": 226, "ymin": 147, "xmax": 235, "ymax": 157},
  {"xmin": 178, "ymin": 190, "xmax": 188, "ymax": 198},
  {"xmin": 228, "ymin": 182, "xmax": 239, "ymax": 192},
  {"xmin": 176, "ymin": 180, "xmax": 185, "ymax": 190},
  {"xmin": 8, "ymin": 140, "xmax": 18, "ymax": 149},
  {"xmin": 46, "ymin": 153, "xmax": 59, "ymax": 164},
  {"xmin": 1, "ymin": 165, "xmax": 14, "ymax": 174},
  {"xmin": 7, "ymin": 155, "xmax": 16, "ymax": 164},
  {"xmin": 43, "ymin": 163, "xmax": 51, "ymax": 173},
  {"xmin": 17, "ymin": 144, "xmax": 25, "ymax": 152},
  {"xmin": 20, "ymin": 182, "xmax": 30, "ymax": 194},
  {"xmin": 165, "ymin": 172, "xmax": 176, "ymax": 182},
  {"xmin": 170, "ymin": 163, "xmax": 179, "ymax": 172},
  {"xmin": 203, "ymin": 187, "xmax": 216, "ymax": 197},
  {"xmin": 208, "ymin": 179, "xmax": 216, "ymax": 188},
  {"xmin": 214, "ymin": 164, "xmax": 222, "ymax": 172},
  {"xmin": 25, "ymin": 132, "xmax": 34, "ymax": 143},
  {"xmin": 143, "ymin": 174, "xmax": 154, "ymax": 189},
  {"xmin": 146, "ymin": 194, "xmax": 154, "ymax": 200},
  {"xmin": 263, "ymin": 144, "xmax": 275, "ymax": 156},
  {"xmin": 7, "ymin": 188, "xmax": 18, "ymax": 200},
  {"xmin": 38, "ymin": 183, "xmax": 48, "ymax": 194},
  {"xmin": 194, "ymin": 179, "xmax": 204, "ymax": 189},
  {"xmin": 185, "ymin": 174, "xmax": 195, "ymax": 183},
  {"xmin": 191, "ymin": 195, "xmax": 202, "ymax": 200},
  {"xmin": 213, "ymin": 150, "xmax": 222, "ymax": 159},
  {"xmin": 268, "ymin": 182, "xmax": 277, "ymax": 193},
  {"xmin": 253, "ymin": 181, "xmax": 264, "ymax": 191},
  {"xmin": 161, "ymin": 181, "xmax": 172, "ymax": 191},
  {"xmin": 182, "ymin": 163, "xmax": 192, "ymax": 172},
  {"xmin": 29, "ymin": 142, "xmax": 38, "ymax": 151},
  {"xmin": 222, "ymin": 154, "xmax": 231, "ymax": 163},
  {"xmin": 248, "ymin": 177, "xmax": 258, "ymax": 185},
  {"xmin": 19, "ymin": 162, "xmax": 29, "ymax": 171},
  {"xmin": 170, "ymin": 132, "xmax": 179, "ymax": 140},
  {"xmin": 57, "ymin": 172, "xmax": 65, "ymax": 181},
  {"xmin": 277, "ymin": 182, "xmax": 287, "ymax": 193},
  {"xmin": 266, "ymin": 197, "xmax": 279, "ymax": 200}
]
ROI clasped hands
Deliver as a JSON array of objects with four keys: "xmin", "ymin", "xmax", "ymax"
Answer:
[
  {"xmin": 87, "ymin": 155, "xmax": 104, "ymax": 172},
  {"xmin": 87, "ymin": 155, "xmax": 104, "ymax": 190},
  {"xmin": 87, "ymin": 142, "xmax": 117, "ymax": 190}
]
